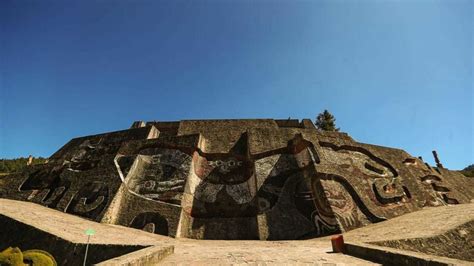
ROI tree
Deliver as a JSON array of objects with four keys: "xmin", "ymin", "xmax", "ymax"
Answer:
[
  {"xmin": 0, "ymin": 157, "xmax": 48, "ymax": 174},
  {"xmin": 460, "ymin": 164, "xmax": 474, "ymax": 177},
  {"xmin": 315, "ymin": 109, "xmax": 340, "ymax": 132}
]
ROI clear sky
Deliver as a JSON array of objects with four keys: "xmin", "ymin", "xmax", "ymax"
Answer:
[{"xmin": 0, "ymin": 0, "xmax": 472, "ymax": 169}]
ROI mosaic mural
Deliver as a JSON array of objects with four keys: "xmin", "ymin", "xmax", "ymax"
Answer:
[{"xmin": 0, "ymin": 119, "xmax": 472, "ymax": 239}]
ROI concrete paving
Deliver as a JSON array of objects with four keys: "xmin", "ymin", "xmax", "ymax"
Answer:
[{"xmin": 160, "ymin": 238, "xmax": 379, "ymax": 265}]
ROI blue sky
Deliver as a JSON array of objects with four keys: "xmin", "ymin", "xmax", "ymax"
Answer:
[{"xmin": 0, "ymin": 0, "xmax": 472, "ymax": 169}]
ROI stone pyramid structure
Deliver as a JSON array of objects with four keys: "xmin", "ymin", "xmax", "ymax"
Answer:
[{"xmin": 1, "ymin": 119, "xmax": 473, "ymax": 240}]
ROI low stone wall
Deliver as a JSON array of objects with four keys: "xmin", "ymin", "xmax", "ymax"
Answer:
[
  {"xmin": 95, "ymin": 245, "xmax": 174, "ymax": 266},
  {"xmin": 345, "ymin": 242, "xmax": 469, "ymax": 266}
]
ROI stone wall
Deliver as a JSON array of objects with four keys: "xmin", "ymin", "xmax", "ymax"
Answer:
[{"xmin": 1, "ymin": 119, "xmax": 473, "ymax": 240}]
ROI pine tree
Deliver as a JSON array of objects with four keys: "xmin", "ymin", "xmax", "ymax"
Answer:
[{"xmin": 315, "ymin": 110, "xmax": 340, "ymax": 132}]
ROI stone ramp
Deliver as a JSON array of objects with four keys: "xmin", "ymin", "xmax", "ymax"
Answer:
[
  {"xmin": 343, "ymin": 203, "xmax": 474, "ymax": 265},
  {"xmin": 0, "ymin": 198, "xmax": 174, "ymax": 265}
]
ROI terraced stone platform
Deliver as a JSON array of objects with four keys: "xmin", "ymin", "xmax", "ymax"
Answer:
[
  {"xmin": 0, "ymin": 199, "xmax": 174, "ymax": 265},
  {"xmin": 1, "ymin": 198, "xmax": 473, "ymax": 265},
  {"xmin": 0, "ymin": 118, "xmax": 473, "ymax": 264},
  {"xmin": 343, "ymin": 203, "xmax": 474, "ymax": 265}
]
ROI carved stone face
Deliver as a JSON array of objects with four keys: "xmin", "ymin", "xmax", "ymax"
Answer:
[
  {"xmin": 185, "ymin": 135, "xmax": 327, "ymax": 225},
  {"xmin": 193, "ymin": 153, "xmax": 253, "ymax": 185}
]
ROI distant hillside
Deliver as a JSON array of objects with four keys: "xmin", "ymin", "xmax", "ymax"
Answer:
[
  {"xmin": 0, "ymin": 157, "xmax": 48, "ymax": 174},
  {"xmin": 460, "ymin": 164, "xmax": 474, "ymax": 177}
]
